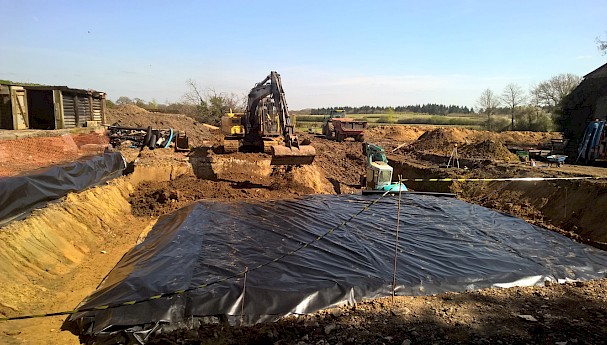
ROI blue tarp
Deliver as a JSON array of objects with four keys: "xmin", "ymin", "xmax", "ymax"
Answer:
[{"xmin": 577, "ymin": 119, "xmax": 606, "ymax": 162}]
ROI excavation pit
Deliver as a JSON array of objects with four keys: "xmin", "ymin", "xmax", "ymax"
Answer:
[
  {"xmin": 3, "ymin": 121, "xmax": 607, "ymax": 344},
  {"xmin": 62, "ymin": 194, "xmax": 607, "ymax": 342}
]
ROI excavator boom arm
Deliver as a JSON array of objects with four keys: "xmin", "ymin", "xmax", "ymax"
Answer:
[{"xmin": 241, "ymin": 71, "xmax": 315, "ymax": 165}]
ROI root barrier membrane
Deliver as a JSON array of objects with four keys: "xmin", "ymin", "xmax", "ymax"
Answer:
[
  {"xmin": 0, "ymin": 152, "xmax": 126, "ymax": 226},
  {"xmin": 62, "ymin": 194, "xmax": 607, "ymax": 343}
]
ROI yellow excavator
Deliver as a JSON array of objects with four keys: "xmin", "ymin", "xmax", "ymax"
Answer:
[{"xmin": 221, "ymin": 71, "xmax": 316, "ymax": 165}]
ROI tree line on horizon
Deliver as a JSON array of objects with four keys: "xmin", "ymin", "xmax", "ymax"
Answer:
[{"xmin": 308, "ymin": 104, "xmax": 474, "ymax": 115}]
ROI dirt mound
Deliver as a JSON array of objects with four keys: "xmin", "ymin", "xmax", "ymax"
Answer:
[
  {"xmin": 106, "ymin": 105, "xmax": 218, "ymax": 147},
  {"xmin": 366, "ymin": 125, "xmax": 431, "ymax": 142},
  {"xmin": 108, "ymin": 104, "xmax": 149, "ymax": 116},
  {"xmin": 409, "ymin": 128, "xmax": 474, "ymax": 155},
  {"xmin": 130, "ymin": 172, "xmax": 330, "ymax": 217},
  {"xmin": 404, "ymin": 127, "xmax": 561, "ymax": 160},
  {"xmin": 130, "ymin": 135, "xmax": 365, "ymax": 217},
  {"xmin": 459, "ymin": 140, "xmax": 520, "ymax": 162},
  {"xmin": 498, "ymin": 131, "xmax": 562, "ymax": 147}
]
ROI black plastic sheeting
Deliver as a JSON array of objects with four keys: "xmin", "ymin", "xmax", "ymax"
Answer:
[
  {"xmin": 63, "ymin": 194, "xmax": 607, "ymax": 342},
  {"xmin": 0, "ymin": 152, "xmax": 126, "ymax": 227}
]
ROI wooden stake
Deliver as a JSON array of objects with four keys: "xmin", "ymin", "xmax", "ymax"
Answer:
[
  {"xmin": 392, "ymin": 175, "xmax": 403, "ymax": 301},
  {"xmin": 391, "ymin": 142, "xmax": 408, "ymax": 152},
  {"xmin": 239, "ymin": 266, "xmax": 248, "ymax": 327}
]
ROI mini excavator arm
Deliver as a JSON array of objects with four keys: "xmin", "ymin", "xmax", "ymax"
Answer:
[{"xmin": 363, "ymin": 143, "xmax": 388, "ymax": 165}]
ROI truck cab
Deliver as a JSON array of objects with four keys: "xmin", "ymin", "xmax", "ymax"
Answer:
[{"xmin": 322, "ymin": 109, "xmax": 367, "ymax": 142}]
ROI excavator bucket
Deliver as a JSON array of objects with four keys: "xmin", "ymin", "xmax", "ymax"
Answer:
[{"xmin": 270, "ymin": 144, "xmax": 316, "ymax": 165}]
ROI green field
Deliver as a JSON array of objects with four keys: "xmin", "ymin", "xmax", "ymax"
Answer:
[{"xmin": 294, "ymin": 112, "xmax": 511, "ymax": 132}]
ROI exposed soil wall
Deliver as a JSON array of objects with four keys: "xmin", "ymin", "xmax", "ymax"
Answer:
[
  {"xmin": 0, "ymin": 157, "xmax": 192, "ymax": 318},
  {"xmin": 0, "ymin": 179, "xmax": 134, "ymax": 315},
  {"xmin": 388, "ymin": 155, "xmax": 454, "ymax": 193}
]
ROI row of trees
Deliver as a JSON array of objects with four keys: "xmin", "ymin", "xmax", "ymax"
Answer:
[
  {"xmin": 477, "ymin": 73, "xmax": 582, "ymax": 132},
  {"xmin": 310, "ymin": 104, "xmax": 474, "ymax": 116}
]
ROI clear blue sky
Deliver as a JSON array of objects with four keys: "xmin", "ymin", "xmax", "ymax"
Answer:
[{"xmin": 1, "ymin": 0, "xmax": 605, "ymax": 109}]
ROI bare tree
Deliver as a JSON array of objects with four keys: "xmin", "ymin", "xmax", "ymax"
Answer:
[
  {"xmin": 531, "ymin": 73, "xmax": 581, "ymax": 110},
  {"xmin": 527, "ymin": 84, "xmax": 545, "ymax": 127},
  {"xmin": 183, "ymin": 79, "xmax": 205, "ymax": 105},
  {"xmin": 182, "ymin": 79, "xmax": 246, "ymax": 125},
  {"xmin": 501, "ymin": 83, "xmax": 526, "ymax": 130},
  {"xmin": 478, "ymin": 88, "xmax": 501, "ymax": 130}
]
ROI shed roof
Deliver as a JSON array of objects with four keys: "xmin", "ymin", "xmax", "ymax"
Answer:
[
  {"xmin": 0, "ymin": 83, "xmax": 105, "ymax": 97},
  {"xmin": 584, "ymin": 62, "xmax": 607, "ymax": 79}
]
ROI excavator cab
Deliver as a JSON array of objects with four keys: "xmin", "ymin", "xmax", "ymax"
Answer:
[
  {"xmin": 362, "ymin": 143, "xmax": 407, "ymax": 194},
  {"xmin": 365, "ymin": 161, "xmax": 395, "ymax": 190}
]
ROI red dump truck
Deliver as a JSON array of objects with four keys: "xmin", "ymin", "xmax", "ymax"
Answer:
[{"xmin": 321, "ymin": 109, "xmax": 368, "ymax": 142}]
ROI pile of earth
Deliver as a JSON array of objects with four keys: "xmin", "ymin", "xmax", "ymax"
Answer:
[
  {"xmin": 403, "ymin": 128, "xmax": 559, "ymax": 161},
  {"xmin": 106, "ymin": 105, "xmax": 218, "ymax": 147},
  {"xmin": 407, "ymin": 128, "xmax": 475, "ymax": 155},
  {"xmin": 130, "ymin": 176, "xmax": 292, "ymax": 217},
  {"xmin": 128, "ymin": 135, "xmax": 369, "ymax": 217},
  {"xmin": 458, "ymin": 140, "xmax": 520, "ymax": 162},
  {"xmin": 366, "ymin": 125, "xmax": 432, "ymax": 142},
  {"xmin": 498, "ymin": 131, "xmax": 563, "ymax": 148}
]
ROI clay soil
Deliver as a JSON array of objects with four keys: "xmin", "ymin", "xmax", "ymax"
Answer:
[{"xmin": 2, "ymin": 107, "xmax": 607, "ymax": 344}]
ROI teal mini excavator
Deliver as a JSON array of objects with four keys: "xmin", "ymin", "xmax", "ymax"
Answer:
[
  {"xmin": 361, "ymin": 143, "xmax": 456, "ymax": 197},
  {"xmin": 361, "ymin": 143, "xmax": 408, "ymax": 194}
]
